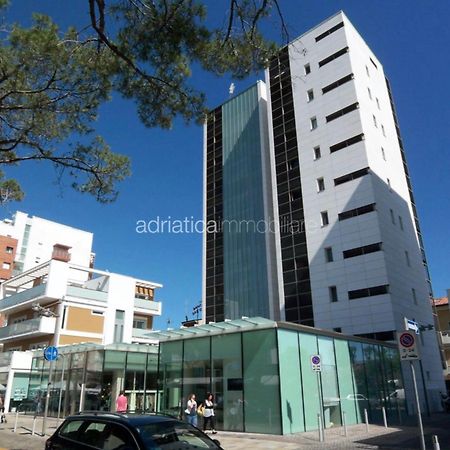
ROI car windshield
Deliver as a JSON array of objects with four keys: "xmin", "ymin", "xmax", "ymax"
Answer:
[{"xmin": 137, "ymin": 421, "xmax": 219, "ymax": 449}]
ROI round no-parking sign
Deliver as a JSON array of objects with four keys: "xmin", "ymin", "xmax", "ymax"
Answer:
[{"xmin": 397, "ymin": 331, "xmax": 420, "ymax": 360}]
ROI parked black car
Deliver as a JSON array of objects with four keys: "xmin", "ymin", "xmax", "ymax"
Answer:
[{"xmin": 45, "ymin": 412, "xmax": 223, "ymax": 450}]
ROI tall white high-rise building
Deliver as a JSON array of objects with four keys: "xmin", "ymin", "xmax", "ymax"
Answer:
[{"xmin": 203, "ymin": 11, "xmax": 444, "ymax": 411}]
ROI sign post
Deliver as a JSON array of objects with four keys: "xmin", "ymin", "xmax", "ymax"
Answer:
[
  {"xmin": 311, "ymin": 355, "xmax": 324, "ymax": 442},
  {"xmin": 397, "ymin": 332, "xmax": 425, "ymax": 450},
  {"xmin": 42, "ymin": 346, "xmax": 58, "ymax": 436}
]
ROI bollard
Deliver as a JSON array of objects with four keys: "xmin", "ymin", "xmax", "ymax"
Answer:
[
  {"xmin": 432, "ymin": 435, "xmax": 441, "ymax": 450},
  {"xmin": 382, "ymin": 406, "xmax": 388, "ymax": 428},
  {"xmin": 317, "ymin": 413, "xmax": 324, "ymax": 442},
  {"xmin": 342, "ymin": 411, "xmax": 348, "ymax": 437},
  {"xmin": 13, "ymin": 410, "xmax": 19, "ymax": 433},
  {"xmin": 364, "ymin": 408, "xmax": 369, "ymax": 433},
  {"xmin": 32, "ymin": 416, "xmax": 36, "ymax": 436}
]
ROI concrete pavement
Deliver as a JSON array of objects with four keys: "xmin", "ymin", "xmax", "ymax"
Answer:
[{"xmin": 0, "ymin": 413, "xmax": 449, "ymax": 449}]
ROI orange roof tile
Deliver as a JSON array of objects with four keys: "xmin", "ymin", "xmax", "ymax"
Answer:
[{"xmin": 433, "ymin": 297, "xmax": 449, "ymax": 306}]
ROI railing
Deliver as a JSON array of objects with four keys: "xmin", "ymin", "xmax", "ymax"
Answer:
[
  {"xmin": 132, "ymin": 328, "xmax": 153, "ymax": 339},
  {"xmin": 0, "ymin": 350, "xmax": 13, "ymax": 367},
  {"xmin": 0, "ymin": 284, "xmax": 47, "ymax": 310},
  {"xmin": 0, "ymin": 316, "xmax": 56, "ymax": 341},
  {"xmin": 440, "ymin": 331, "xmax": 450, "ymax": 346},
  {"xmin": 66, "ymin": 285, "xmax": 108, "ymax": 302},
  {"xmin": 134, "ymin": 297, "xmax": 162, "ymax": 314}
]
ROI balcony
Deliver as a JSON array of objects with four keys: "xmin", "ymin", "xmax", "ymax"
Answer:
[
  {"xmin": 0, "ymin": 316, "xmax": 57, "ymax": 342},
  {"xmin": 440, "ymin": 331, "xmax": 450, "ymax": 346},
  {"xmin": 66, "ymin": 285, "xmax": 108, "ymax": 303},
  {"xmin": 0, "ymin": 283, "xmax": 47, "ymax": 312},
  {"xmin": 134, "ymin": 297, "xmax": 162, "ymax": 315}
]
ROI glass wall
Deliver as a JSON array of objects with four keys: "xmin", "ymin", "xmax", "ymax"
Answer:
[{"xmin": 159, "ymin": 341, "xmax": 183, "ymax": 418}]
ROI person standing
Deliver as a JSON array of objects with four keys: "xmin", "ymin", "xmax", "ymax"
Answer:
[
  {"xmin": 202, "ymin": 393, "xmax": 216, "ymax": 434},
  {"xmin": 0, "ymin": 394, "xmax": 5, "ymax": 423},
  {"xmin": 116, "ymin": 391, "xmax": 128, "ymax": 413},
  {"xmin": 185, "ymin": 393, "xmax": 198, "ymax": 427}
]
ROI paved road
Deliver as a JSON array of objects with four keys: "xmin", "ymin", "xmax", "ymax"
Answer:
[{"xmin": 0, "ymin": 413, "xmax": 449, "ymax": 449}]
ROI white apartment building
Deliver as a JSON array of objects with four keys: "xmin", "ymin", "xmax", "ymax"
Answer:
[
  {"xmin": 0, "ymin": 211, "xmax": 94, "ymax": 277},
  {"xmin": 204, "ymin": 11, "xmax": 444, "ymax": 412}
]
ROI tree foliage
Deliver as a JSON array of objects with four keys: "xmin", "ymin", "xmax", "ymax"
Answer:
[{"xmin": 0, "ymin": 0, "xmax": 284, "ymax": 203}]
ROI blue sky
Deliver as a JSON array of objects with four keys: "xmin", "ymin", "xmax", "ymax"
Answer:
[{"xmin": 3, "ymin": 1, "xmax": 450, "ymax": 328}]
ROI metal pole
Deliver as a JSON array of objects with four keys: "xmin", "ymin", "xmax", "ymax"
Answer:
[
  {"xmin": 432, "ymin": 434, "xmax": 441, "ymax": 450},
  {"xmin": 316, "ymin": 371, "xmax": 325, "ymax": 441},
  {"xmin": 397, "ymin": 397, "xmax": 402, "ymax": 425},
  {"xmin": 382, "ymin": 406, "xmax": 388, "ymax": 428},
  {"xmin": 13, "ymin": 409, "xmax": 19, "ymax": 433},
  {"xmin": 364, "ymin": 408, "xmax": 369, "ymax": 433},
  {"xmin": 57, "ymin": 355, "xmax": 65, "ymax": 426},
  {"xmin": 342, "ymin": 411, "xmax": 347, "ymax": 437},
  {"xmin": 32, "ymin": 416, "xmax": 36, "ymax": 436},
  {"xmin": 42, "ymin": 358, "xmax": 54, "ymax": 436},
  {"xmin": 79, "ymin": 383, "xmax": 86, "ymax": 412},
  {"xmin": 317, "ymin": 413, "xmax": 324, "ymax": 442},
  {"xmin": 410, "ymin": 361, "xmax": 426, "ymax": 450}
]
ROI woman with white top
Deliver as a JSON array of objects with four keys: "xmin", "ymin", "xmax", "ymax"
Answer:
[{"xmin": 202, "ymin": 392, "xmax": 216, "ymax": 434}]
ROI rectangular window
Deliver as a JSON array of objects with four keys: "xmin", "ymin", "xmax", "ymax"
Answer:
[
  {"xmin": 376, "ymin": 98, "xmax": 381, "ymax": 109},
  {"xmin": 5, "ymin": 246, "xmax": 13, "ymax": 254},
  {"xmin": 313, "ymin": 146, "xmax": 321, "ymax": 160},
  {"xmin": 307, "ymin": 89, "xmax": 314, "ymax": 102},
  {"xmin": 368, "ymin": 87, "xmax": 372, "ymax": 100},
  {"xmin": 310, "ymin": 116, "xmax": 318, "ymax": 130},
  {"xmin": 373, "ymin": 115, "xmax": 378, "ymax": 128},
  {"xmin": 326, "ymin": 102, "xmax": 359, "ymax": 122},
  {"xmin": 334, "ymin": 167, "xmax": 370, "ymax": 186},
  {"xmin": 318, "ymin": 47, "xmax": 349, "ymax": 67},
  {"xmin": 325, "ymin": 247, "xmax": 333, "ymax": 262},
  {"xmin": 304, "ymin": 63, "xmax": 311, "ymax": 75},
  {"xmin": 381, "ymin": 147, "xmax": 386, "ymax": 161},
  {"xmin": 348, "ymin": 284, "xmax": 389, "ymax": 300},
  {"xmin": 315, "ymin": 21, "xmax": 344, "ymax": 42},
  {"xmin": 317, "ymin": 177, "xmax": 325, "ymax": 192},
  {"xmin": 329, "ymin": 286, "xmax": 338, "ymax": 302},
  {"xmin": 399, "ymin": 215, "xmax": 404, "ymax": 230},
  {"xmin": 412, "ymin": 288, "xmax": 417, "ymax": 305},
  {"xmin": 343, "ymin": 242, "xmax": 382, "ymax": 259},
  {"xmin": 366, "ymin": 65, "xmax": 370, "ymax": 77},
  {"xmin": 91, "ymin": 310, "xmax": 104, "ymax": 316},
  {"xmin": 2, "ymin": 262, "xmax": 10, "ymax": 269},
  {"xmin": 321, "ymin": 211, "xmax": 329, "ymax": 227},
  {"xmin": 322, "ymin": 74, "xmax": 354, "ymax": 94},
  {"xmin": 330, "ymin": 133, "xmax": 364, "ymax": 153},
  {"xmin": 338, "ymin": 203, "xmax": 376, "ymax": 221},
  {"xmin": 381, "ymin": 124, "xmax": 386, "ymax": 136},
  {"xmin": 390, "ymin": 208, "xmax": 396, "ymax": 224},
  {"xmin": 333, "ymin": 327, "xmax": 342, "ymax": 333},
  {"xmin": 405, "ymin": 250, "xmax": 411, "ymax": 267}
]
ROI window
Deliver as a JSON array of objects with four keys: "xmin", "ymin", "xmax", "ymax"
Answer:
[
  {"xmin": 91, "ymin": 310, "xmax": 104, "ymax": 316},
  {"xmin": 338, "ymin": 203, "xmax": 376, "ymax": 221},
  {"xmin": 405, "ymin": 250, "xmax": 411, "ymax": 267},
  {"xmin": 326, "ymin": 102, "xmax": 359, "ymax": 122},
  {"xmin": 412, "ymin": 288, "xmax": 418, "ymax": 305},
  {"xmin": 376, "ymin": 98, "xmax": 380, "ymax": 109},
  {"xmin": 334, "ymin": 167, "xmax": 370, "ymax": 186},
  {"xmin": 387, "ymin": 178, "xmax": 391, "ymax": 189},
  {"xmin": 12, "ymin": 316, "xmax": 27, "ymax": 324},
  {"xmin": 343, "ymin": 242, "xmax": 382, "ymax": 259},
  {"xmin": 381, "ymin": 147, "xmax": 386, "ymax": 161},
  {"xmin": 333, "ymin": 327, "xmax": 342, "ymax": 333},
  {"xmin": 2, "ymin": 262, "xmax": 10, "ymax": 270},
  {"xmin": 307, "ymin": 89, "xmax": 314, "ymax": 102},
  {"xmin": 399, "ymin": 215, "xmax": 404, "ymax": 230},
  {"xmin": 320, "ymin": 211, "xmax": 329, "ymax": 227},
  {"xmin": 322, "ymin": 74, "xmax": 354, "ymax": 94},
  {"xmin": 373, "ymin": 114, "xmax": 378, "ymax": 128},
  {"xmin": 370, "ymin": 57, "xmax": 378, "ymax": 69},
  {"xmin": 304, "ymin": 63, "xmax": 311, "ymax": 75},
  {"xmin": 390, "ymin": 208, "xmax": 396, "ymax": 224},
  {"xmin": 313, "ymin": 146, "xmax": 321, "ymax": 160},
  {"xmin": 5, "ymin": 246, "xmax": 13, "ymax": 254},
  {"xmin": 348, "ymin": 284, "xmax": 389, "ymax": 300},
  {"xmin": 325, "ymin": 247, "xmax": 333, "ymax": 262},
  {"xmin": 330, "ymin": 133, "xmax": 364, "ymax": 153},
  {"xmin": 368, "ymin": 87, "xmax": 372, "ymax": 100},
  {"xmin": 310, "ymin": 116, "xmax": 318, "ymax": 130},
  {"xmin": 315, "ymin": 21, "xmax": 344, "ymax": 42},
  {"xmin": 366, "ymin": 65, "xmax": 370, "ymax": 77},
  {"xmin": 133, "ymin": 318, "xmax": 147, "ymax": 329},
  {"xmin": 329, "ymin": 286, "xmax": 338, "ymax": 302},
  {"xmin": 318, "ymin": 47, "xmax": 349, "ymax": 67},
  {"xmin": 317, "ymin": 177, "xmax": 325, "ymax": 192},
  {"xmin": 381, "ymin": 124, "xmax": 386, "ymax": 136}
]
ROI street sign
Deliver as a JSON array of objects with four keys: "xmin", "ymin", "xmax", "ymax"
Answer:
[
  {"xmin": 404, "ymin": 317, "xmax": 420, "ymax": 335},
  {"xmin": 311, "ymin": 354, "xmax": 322, "ymax": 372},
  {"xmin": 397, "ymin": 331, "xmax": 420, "ymax": 360},
  {"xmin": 44, "ymin": 346, "xmax": 58, "ymax": 361}
]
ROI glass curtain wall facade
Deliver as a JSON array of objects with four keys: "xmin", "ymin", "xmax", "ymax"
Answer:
[
  {"xmin": 158, "ymin": 321, "xmax": 403, "ymax": 435},
  {"xmin": 27, "ymin": 344, "xmax": 159, "ymax": 417}
]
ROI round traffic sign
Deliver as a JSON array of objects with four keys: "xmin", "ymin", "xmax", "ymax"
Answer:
[
  {"xmin": 311, "ymin": 355, "xmax": 321, "ymax": 365},
  {"xmin": 44, "ymin": 346, "xmax": 59, "ymax": 361},
  {"xmin": 399, "ymin": 332, "xmax": 415, "ymax": 348}
]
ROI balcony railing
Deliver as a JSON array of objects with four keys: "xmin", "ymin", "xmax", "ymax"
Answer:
[
  {"xmin": 440, "ymin": 331, "xmax": 450, "ymax": 346},
  {"xmin": 66, "ymin": 285, "xmax": 108, "ymax": 302},
  {"xmin": 0, "ymin": 283, "xmax": 47, "ymax": 311},
  {"xmin": 134, "ymin": 297, "xmax": 162, "ymax": 315},
  {"xmin": 0, "ymin": 351, "xmax": 13, "ymax": 367},
  {"xmin": 0, "ymin": 316, "xmax": 56, "ymax": 342},
  {"xmin": 132, "ymin": 328, "xmax": 153, "ymax": 339}
]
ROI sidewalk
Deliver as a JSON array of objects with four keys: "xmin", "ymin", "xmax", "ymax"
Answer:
[{"xmin": 0, "ymin": 413, "xmax": 449, "ymax": 449}]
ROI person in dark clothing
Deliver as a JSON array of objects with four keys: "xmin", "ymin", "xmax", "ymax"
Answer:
[{"xmin": 202, "ymin": 393, "xmax": 216, "ymax": 434}]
